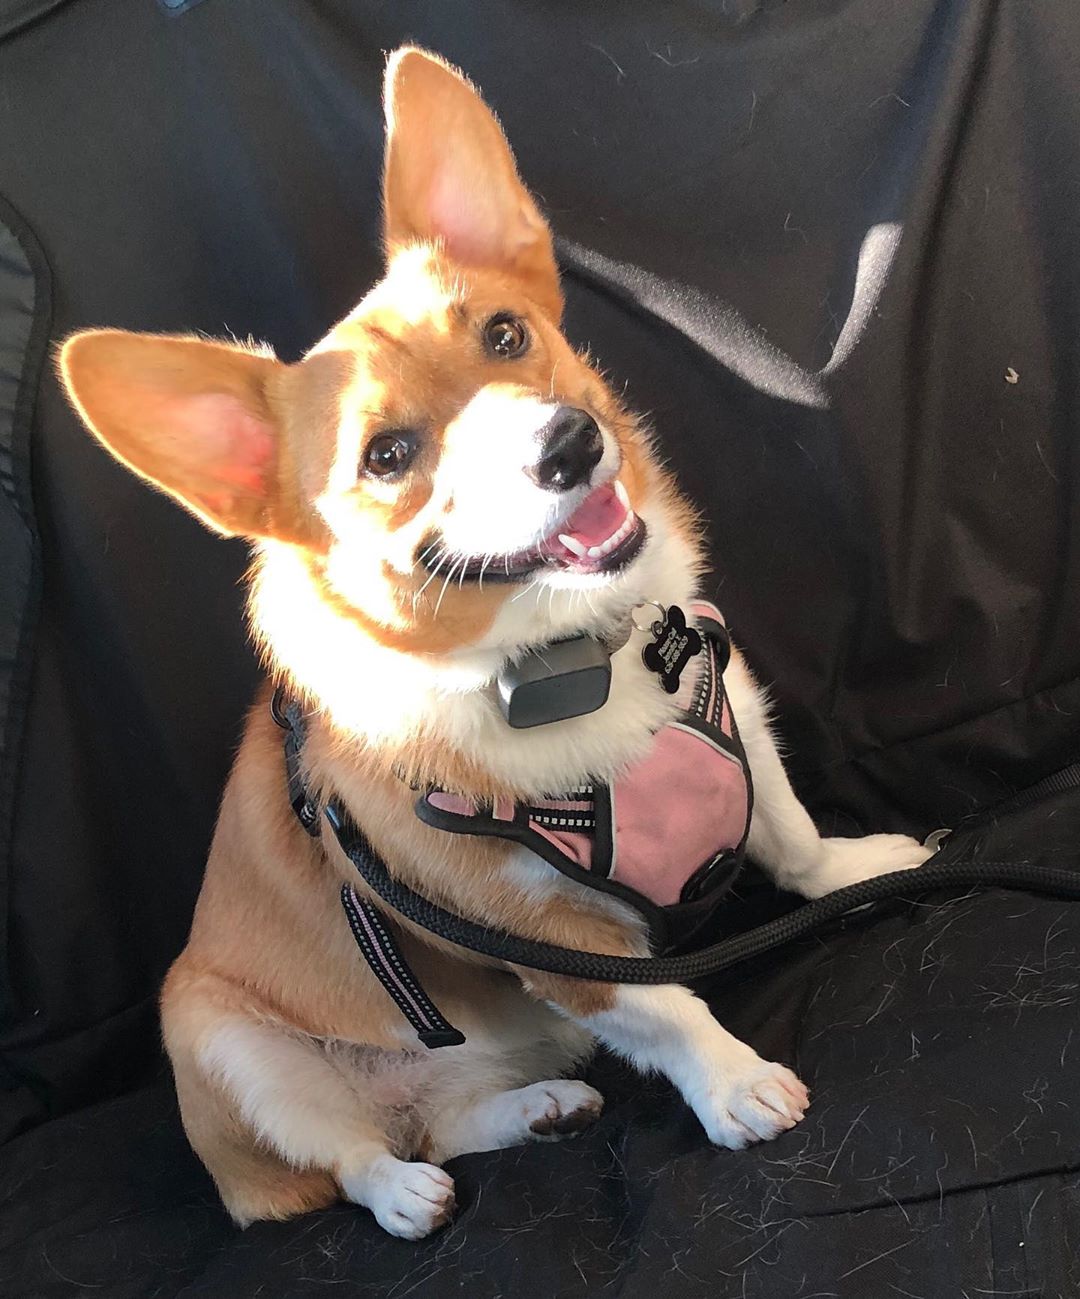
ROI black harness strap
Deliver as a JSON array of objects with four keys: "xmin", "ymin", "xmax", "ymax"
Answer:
[
  {"xmin": 270, "ymin": 689, "xmax": 321, "ymax": 838},
  {"xmin": 272, "ymin": 689, "xmax": 465, "ymax": 1050},
  {"xmin": 339, "ymin": 884, "xmax": 465, "ymax": 1048}
]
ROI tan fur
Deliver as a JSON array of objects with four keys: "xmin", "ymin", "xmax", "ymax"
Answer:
[{"xmin": 382, "ymin": 48, "xmax": 563, "ymax": 320}]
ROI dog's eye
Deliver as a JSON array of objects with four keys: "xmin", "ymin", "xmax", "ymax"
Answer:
[
  {"xmin": 483, "ymin": 313, "xmax": 529, "ymax": 359},
  {"xmin": 363, "ymin": 431, "xmax": 416, "ymax": 478}
]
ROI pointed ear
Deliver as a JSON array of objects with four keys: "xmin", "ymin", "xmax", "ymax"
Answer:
[
  {"xmin": 59, "ymin": 330, "xmax": 284, "ymax": 539},
  {"xmin": 382, "ymin": 47, "xmax": 563, "ymax": 320}
]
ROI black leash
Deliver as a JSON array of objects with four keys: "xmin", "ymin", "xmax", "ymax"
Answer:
[
  {"xmin": 324, "ymin": 799, "xmax": 1080, "ymax": 985},
  {"xmin": 276, "ymin": 689, "xmax": 1080, "ymax": 1044},
  {"xmin": 947, "ymin": 761, "xmax": 1080, "ymax": 833}
]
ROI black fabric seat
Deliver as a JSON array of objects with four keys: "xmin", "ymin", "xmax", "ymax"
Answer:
[{"xmin": 2, "ymin": 2, "xmax": 1079, "ymax": 1295}]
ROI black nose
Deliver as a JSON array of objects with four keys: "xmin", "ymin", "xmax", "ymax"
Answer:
[{"xmin": 527, "ymin": 408, "xmax": 604, "ymax": 493}]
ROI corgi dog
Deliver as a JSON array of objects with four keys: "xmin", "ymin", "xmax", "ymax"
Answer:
[{"xmin": 58, "ymin": 48, "xmax": 932, "ymax": 1239}]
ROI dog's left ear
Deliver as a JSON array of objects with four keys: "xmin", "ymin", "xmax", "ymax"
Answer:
[
  {"xmin": 58, "ymin": 330, "xmax": 293, "ymax": 540},
  {"xmin": 382, "ymin": 47, "xmax": 563, "ymax": 321}
]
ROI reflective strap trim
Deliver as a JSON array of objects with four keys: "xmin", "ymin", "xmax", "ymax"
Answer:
[{"xmin": 339, "ymin": 884, "xmax": 465, "ymax": 1049}]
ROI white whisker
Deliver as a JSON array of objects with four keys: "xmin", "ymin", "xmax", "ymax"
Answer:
[
  {"xmin": 478, "ymin": 552, "xmax": 494, "ymax": 591},
  {"xmin": 412, "ymin": 539, "xmax": 442, "ymax": 572},
  {"xmin": 434, "ymin": 557, "xmax": 463, "ymax": 621},
  {"xmin": 413, "ymin": 549, "xmax": 449, "ymax": 605}
]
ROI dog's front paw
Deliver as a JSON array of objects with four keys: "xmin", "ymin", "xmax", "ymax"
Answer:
[
  {"xmin": 694, "ymin": 1060, "xmax": 809, "ymax": 1149},
  {"xmin": 804, "ymin": 833, "xmax": 933, "ymax": 899},
  {"xmin": 342, "ymin": 1155, "xmax": 456, "ymax": 1239},
  {"xmin": 521, "ymin": 1079, "xmax": 604, "ymax": 1138}
]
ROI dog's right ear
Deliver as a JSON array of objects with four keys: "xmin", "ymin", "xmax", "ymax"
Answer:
[
  {"xmin": 382, "ymin": 47, "xmax": 563, "ymax": 321},
  {"xmin": 59, "ymin": 330, "xmax": 287, "ymax": 539}
]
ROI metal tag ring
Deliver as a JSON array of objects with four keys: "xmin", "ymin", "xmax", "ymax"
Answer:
[{"xmin": 631, "ymin": 601, "xmax": 667, "ymax": 634}]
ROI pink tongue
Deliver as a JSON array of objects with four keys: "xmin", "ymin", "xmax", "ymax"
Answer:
[{"xmin": 561, "ymin": 484, "xmax": 627, "ymax": 545}]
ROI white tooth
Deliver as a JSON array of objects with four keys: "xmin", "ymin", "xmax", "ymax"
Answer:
[
  {"xmin": 558, "ymin": 534, "xmax": 588, "ymax": 558},
  {"xmin": 601, "ymin": 538, "xmax": 616, "ymax": 554},
  {"xmin": 614, "ymin": 480, "xmax": 630, "ymax": 508},
  {"xmin": 587, "ymin": 545, "xmax": 603, "ymax": 558}
]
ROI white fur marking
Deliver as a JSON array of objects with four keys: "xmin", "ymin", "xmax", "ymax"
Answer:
[
  {"xmin": 574, "ymin": 984, "xmax": 809, "ymax": 1149},
  {"xmin": 430, "ymin": 1079, "xmax": 604, "ymax": 1160},
  {"xmin": 341, "ymin": 1156, "xmax": 456, "ymax": 1240},
  {"xmin": 251, "ymin": 514, "xmax": 699, "ymax": 795},
  {"xmin": 724, "ymin": 654, "xmax": 931, "ymax": 896}
]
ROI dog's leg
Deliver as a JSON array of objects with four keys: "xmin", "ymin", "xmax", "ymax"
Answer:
[
  {"xmin": 525, "ymin": 975, "xmax": 808, "ymax": 1149},
  {"xmin": 195, "ymin": 1016, "xmax": 455, "ymax": 1238},
  {"xmin": 426, "ymin": 1079, "xmax": 604, "ymax": 1160},
  {"xmin": 726, "ymin": 653, "xmax": 932, "ymax": 897}
]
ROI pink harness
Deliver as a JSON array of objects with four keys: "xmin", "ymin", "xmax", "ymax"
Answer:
[{"xmin": 416, "ymin": 602, "xmax": 752, "ymax": 949}]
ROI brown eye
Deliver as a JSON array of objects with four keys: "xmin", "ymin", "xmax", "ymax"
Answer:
[
  {"xmin": 363, "ymin": 431, "xmax": 416, "ymax": 478},
  {"xmin": 484, "ymin": 313, "xmax": 529, "ymax": 359}
]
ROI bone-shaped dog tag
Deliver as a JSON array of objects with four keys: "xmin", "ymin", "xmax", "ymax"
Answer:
[{"xmin": 640, "ymin": 604, "xmax": 702, "ymax": 694}]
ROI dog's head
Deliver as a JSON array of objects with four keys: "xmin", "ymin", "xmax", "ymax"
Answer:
[{"xmin": 60, "ymin": 49, "xmax": 700, "ymax": 670}]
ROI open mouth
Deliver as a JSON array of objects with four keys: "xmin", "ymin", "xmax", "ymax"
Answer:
[{"xmin": 421, "ymin": 481, "xmax": 647, "ymax": 584}]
